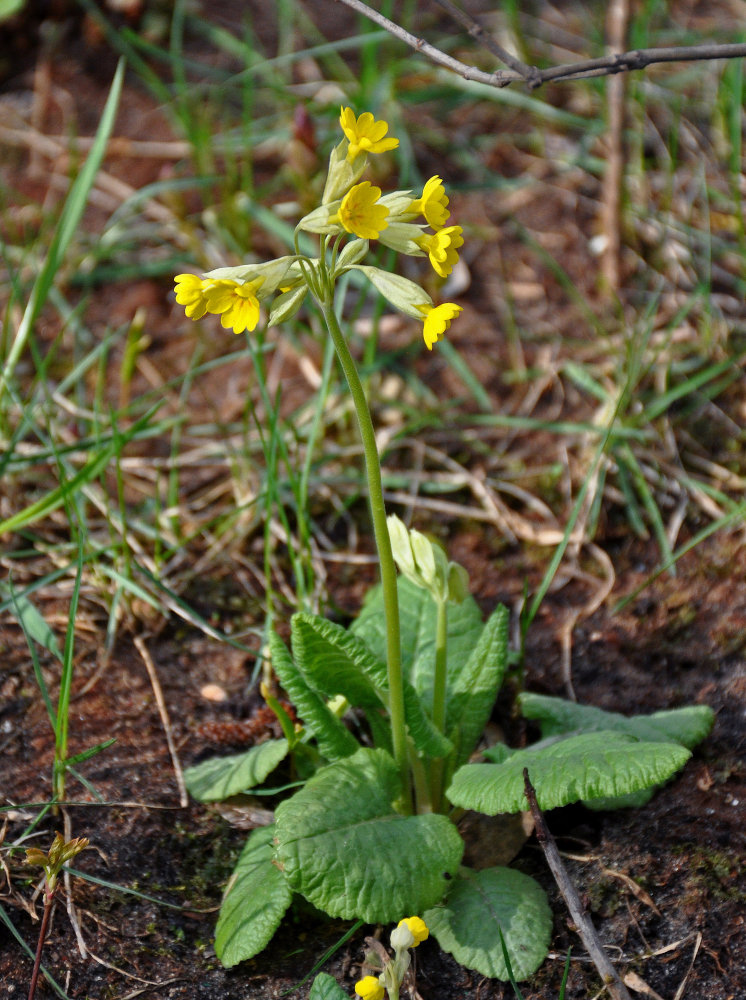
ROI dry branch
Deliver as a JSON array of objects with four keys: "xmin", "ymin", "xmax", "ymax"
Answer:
[{"xmin": 333, "ymin": 0, "xmax": 746, "ymax": 88}]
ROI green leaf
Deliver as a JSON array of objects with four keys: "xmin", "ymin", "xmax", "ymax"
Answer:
[
  {"xmin": 447, "ymin": 732, "xmax": 692, "ymax": 814},
  {"xmin": 274, "ymin": 748, "xmax": 463, "ymax": 922},
  {"xmin": 3, "ymin": 586, "xmax": 62, "ymax": 661},
  {"xmin": 293, "ymin": 613, "xmax": 452, "ymax": 759},
  {"xmin": 309, "ymin": 973, "xmax": 352, "ymax": 1000},
  {"xmin": 0, "ymin": 59, "xmax": 125, "ymax": 403},
  {"xmin": 446, "ymin": 604, "xmax": 509, "ymax": 767},
  {"xmin": 215, "ymin": 825, "xmax": 293, "ymax": 967},
  {"xmin": 0, "ymin": 0, "xmax": 25, "ymax": 21},
  {"xmin": 519, "ymin": 693, "xmax": 715, "ymax": 749},
  {"xmin": 292, "ymin": 613, "xmax": 385, "ymax": 708},
  {"xmin": 269, "ymin": 630, "xmax": 359, "ymax": 762},
  {"xmin": 425, "ymin": 866, "xmax": 552, "ymax": 981},
  {"xmin": 184, "ymin": 740, "xmax": 289, "ymax": 802},
  {"xmin": 352, "ymin": 577, "xmax": 484, "ymax": 701}
]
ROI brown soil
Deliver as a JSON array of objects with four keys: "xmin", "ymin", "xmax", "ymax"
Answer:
[{"xmin": 1, "ymin": 3, "xmax": 745, "ymax": 1000}]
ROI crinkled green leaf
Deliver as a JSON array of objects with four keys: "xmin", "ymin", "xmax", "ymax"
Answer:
[
  {"xmin": 309, "ymin": 973, "xmax": 351, "ymax": 1000},
  {"xmin": 293, "ymin": 612, "xmax": 452, "ymax": 759},
  {"xmin": 274, "ymin": 748, "xmax": 463, "ymax": 922},
  {"xmin": 352, "ymin": 577, "xmax": 484, "ymax": 701},
  {"xmin": 215, "ymin": 825, "xmax": 292, "ymax": 967},
  {"xmin": 269, "ymin": 630, "xmax": 359, "ymax": 761},
  {"xmin": 519, "ymin": 693, "xmax": 715, "ymax": 749},
  {"xmin": 446, "ymin": 604, "xmax": 509, "ymax": 767},
  {"xmin": 184, "ymin": 740, "xmax": 289, "ymax": 802},
  {"xmin": 447, "ymin": 731, "xmax": 692, "ymax": 814},
  {"xmin": 292, "ymin": 613, "xmax": 384, "ymax": 708},
  {"xmin": 425, "ymin": 866, "xmax": 552, "ymax": 981}
]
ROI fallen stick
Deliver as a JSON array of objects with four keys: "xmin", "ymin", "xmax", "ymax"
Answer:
[{"xmin": 522, "ymin": 768, "xmax": 633, "ymax": 1000}]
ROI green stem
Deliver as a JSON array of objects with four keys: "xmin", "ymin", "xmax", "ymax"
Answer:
[
  {"xmin": 319, "ymin": 300, "xmax": 411, "ymax": 811},
  {"xmin": 430, "ymin": 598, "xmax": 448, "ymax": 810}
]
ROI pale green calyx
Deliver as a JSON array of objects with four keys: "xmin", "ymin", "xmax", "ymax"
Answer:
[
  {"xmin": 352, "ymin": 266, "xmax": 432, "ymax": 319},
  {"xmin": 387, "ymin": 514, "xmax": 469, "ymax": 604},
  {"xmin": 322, "ymin": 137, "xmax": 368, "ymax": 204},
  {"xmin": 204, "ymin": 256, "xmax": 299, "ymax": 295}
]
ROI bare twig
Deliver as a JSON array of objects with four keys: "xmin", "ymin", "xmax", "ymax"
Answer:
[
  {"xmin": 522, "ymin": 769, "xmax": 633, "ymax": 1000},
  {"xmin": 430, "ymin": 0, "xmax": 540, "ymax": 85},
  {"xmin": 333, "ymin": 0, "xmax": 746, "ymax": 89}
]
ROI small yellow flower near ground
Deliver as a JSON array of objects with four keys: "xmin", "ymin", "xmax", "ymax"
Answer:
[
  {"xmin": 340, "ymin": 107, "xmax": 399, "ymax": 162},
  {"xmin": 174, "ymin": 273, "xmax": 213, "ymax": 320},
  {"xmin": 408, "ymin": 176, "xmax": 450, "ymax": 229},
  {"xmin": 354, "ymin": 975, "xmax": 385, "ymax": 1000},
  {"xmin": 417, "ymin": 225, "xmax": 464, "ymax": 278},
  {"xmin": 420, "ymin": 302, "xmax": 463, "ymax": 350},
  {"xmin": 337, "ymin": 181, "xmax": 389, "ymax": 240},
  {"xmin": 399, "ymin": 916, "xmax": 429, "ymax": 946},
  {"xmin": 204, "ymin": 279, "xmax": 263, "ymax": 334}
]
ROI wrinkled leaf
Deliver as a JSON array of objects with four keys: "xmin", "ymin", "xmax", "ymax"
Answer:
[
  {"xmin": 274, "ymin": 748, "xmax": 463, "ymax": 921},
  {"xmin": 425, "ymin": 866, "xmax": 552, "ymax": 981},
  {"xmin": 293, "ymin": 612, "xmax": 452, "ymax": 759},
  {"xmin": 519, "ymin": 693, "xmax": 714, "ymax": 749},
  {"xmin": 269, "ymin": 630, "xmax": 359, "ymax": 761},
  {"xmin": 215, "ymin": 825, "xmax": 293, "ymax": 967},
  {"xmin": 446, "ymin": 604, "xmax": 509, "ymax": 767},
  {"xmin": 448, "ymin": 731, "xmax": 691, "ymax": 814},
  {"xmin": 184, "ymin": 739, "xmax": 289, "ymax": 802},
  {"xmin": 309, "ymin": 973, "xmax": 351, "ymax": 1000},
  {"xmin": 518, "ymin": 694, "xmax": 713, "ymax": 810},
  {"xmin": 352, "ymin": 577, "xmax": 484, "ymax": 701}
]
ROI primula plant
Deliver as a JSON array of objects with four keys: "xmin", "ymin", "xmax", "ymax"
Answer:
[{"xmin": 176, "ymin": 109, "xmax": 714, "ymax": 982}]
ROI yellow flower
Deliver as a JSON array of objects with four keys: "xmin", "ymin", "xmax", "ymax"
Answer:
[
  {"xmin": 399, "ymin": 916, "xmax": 429, "ymax": 946},
  {"xmin": 419, "ymin": 302, "xmax": 463, "ymax": 350},
  {"xmin": 354, "ymin": 975, "xmax": 385, "ymax": 1000},
  {"xmin": 174, "ymin": 273, "xmax": 213, "ymax": 320},
  {"xmin": 336, "ymin": 182, "xmax": 389, "ymax": 240},
  {"xmin": 340, "ymin": 107, "xmax": 399, "ymax": 162},
  {"xmin": 417, "ymin": 225, "xmax": 464, "ymax": 278},
  {"xmin": 408, "ymin": 176, "xmax": 450, "ymax": 229},
  {"xmin": 204, "ymin": 279, "xmax": 263, "ymax": 334}
]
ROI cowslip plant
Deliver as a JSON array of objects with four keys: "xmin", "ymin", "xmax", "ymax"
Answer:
[{"xmin": 177, "ymin": 108, "xmax": 714, "ymax": 982}]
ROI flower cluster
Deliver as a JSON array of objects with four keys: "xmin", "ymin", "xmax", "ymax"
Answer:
[
  {"xmin": 354, "ymin": 917, "xmax": 429, "ymax": 1000},
  {"xmin": 174, "ymin": 108, "xmax": 463, "ymax": 350}
]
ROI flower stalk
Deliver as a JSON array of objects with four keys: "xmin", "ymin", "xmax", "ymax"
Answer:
[{"xmin": 318, "ymin": 300, "xmax": 410, "ymax": 810}]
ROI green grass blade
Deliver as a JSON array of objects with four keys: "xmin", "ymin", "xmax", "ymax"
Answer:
[{"xmin": 0, "ymin": 58, "xmax": 125, "ymax": 403}]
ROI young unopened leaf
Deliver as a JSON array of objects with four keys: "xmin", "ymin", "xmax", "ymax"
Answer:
[
  {"xmin": 215, "ymin": 825, "xmax": 293, "ymax": 967},
  {"xmin": 447, "ymin": 732, "xmax": 691, "ymax": 814},
  {"xmin": 184, "ymin": 739, "xmax": 289, "ymax": 802},
  {"xmin": 425, "ymin": 866, "xmax": 552, "ymax": 981},
  {"xmin": 274, "ymin": 748, "xmax": 463, "ymax": 921},
  {"xmin": 269, "ymin": 630, "xmax": 359, "ymax": 761}
]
